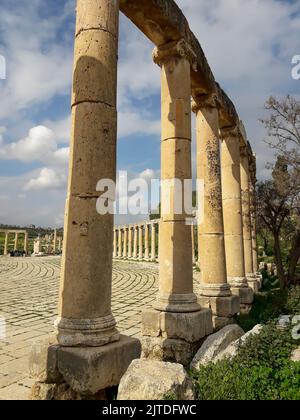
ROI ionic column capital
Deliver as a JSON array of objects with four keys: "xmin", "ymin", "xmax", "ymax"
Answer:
[
  {"xmin": 153, "ymin": 39, "xmax": 197, "ymax": 70},
  {"xmin": 192, "ymin": 93, "xmax": 220, "ymax": 113}
]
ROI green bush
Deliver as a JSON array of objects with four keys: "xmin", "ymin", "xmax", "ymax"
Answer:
[
  {"xmin": 285, "ymin": 286, "xmax": 300, "ymax": 314},
  {"xmin": 191, "ymin": 324, "xmax": 300, "ymax": 400}
]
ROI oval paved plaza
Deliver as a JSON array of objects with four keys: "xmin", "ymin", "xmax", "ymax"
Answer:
[{"xmin": 0, "ymin": 256, "xmax": 201, "ymax": 400}]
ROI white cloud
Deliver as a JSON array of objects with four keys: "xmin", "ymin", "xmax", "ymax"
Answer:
[{"xmin": 24, "ymin": 167, "xmax": 66, "ymax": 192}]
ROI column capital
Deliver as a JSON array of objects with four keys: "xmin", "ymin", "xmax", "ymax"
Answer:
[
  {"xmin": 152, "ymin": 39, "xmax": 197, "ymax": 70},
  {"xmin": 192, "ymin": 93, "xmax": 220, "ymax": 113},
  {"xmin": 220, "ymin": 125, "xmax": 239, "ymax": 141}
]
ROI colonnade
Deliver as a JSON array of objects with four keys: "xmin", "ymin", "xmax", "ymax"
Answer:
[{"xmin": 0, "ymin": 230, "xmax": 28, "ymax": 255}]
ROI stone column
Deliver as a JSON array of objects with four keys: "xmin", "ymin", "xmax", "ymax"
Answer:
[
  {"xmin": 30, "ymin": 0, "xmax": 140, "ymax": 400},
  {"xmin": 240, "ymin": 147, "xmax": 258, "ymax": 292},
  {"xmin": 53, "ymin": 229, "xmax": 57, "ymax": 253},
  {"xmin": 123, "ymin": 227, "xmax": 128, "ymax": 259},
  {"xmin": 58, "ymin": 238, "xmax": 62, "ymax": 253},
  {"xmin": 221, "ymin": 126, "xmax": 253, "ymax": 313},
  {"xmin": 118, "ymin": 229, "xmax": 123, "ymax": 259},
  {"xmin": 4, "ymin": 232, "xmax": 9, "ymax": 255},
  {"xmin": 142, "ymin": 40, "xmax": 213, "ymax": 366},
  {"xmin": 249, "ymin": 155, "xmax": 261, "ymax": 290},
  {"xmin": 193, "ymin": 94, "xmax": 239, "ymax": 329},
  {"xmin": 138, "ymin": 225, "xmax": 143, "ymax": 260},
  {"xmin": 144, "ymin": 224, "xmax": 149, "ymax": 260},
  {"xmin": 150, "ymin": 223, "xmax": 156, "ymax": 262},
  {"xmin": 24, "ymin": 232, "xmax": 29, "ymax": 255},
  {"xmin": 128, "ymin": 227, "xmax": 133, "ymax": 259},
  {"xmin": 133, "ymin": 226, "xmax": 138, "ymax": 259},
  {"xmin": 113, "ymin": 229, "xmax": 117, "ymax": 258},
  {"xmin": 14, "ymin": 233, "xmax": 19, "ymax": 250}
]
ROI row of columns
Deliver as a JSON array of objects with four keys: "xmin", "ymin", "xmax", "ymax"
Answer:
[
  {"xmin": 0, "ymin": 231, "xmax": 28, "ymax": 255},
  {"xmin": 113, "ymin": 222, "xmax": 159, "ymax": 262},
  {"xmin": 33, "ymin": 1, "xmax": 260, "ymax": 398}
]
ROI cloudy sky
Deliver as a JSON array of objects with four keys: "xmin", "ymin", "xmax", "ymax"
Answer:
[{"xmin": 0, "ymin": 0, "xmax": 299, "ymax": 227}]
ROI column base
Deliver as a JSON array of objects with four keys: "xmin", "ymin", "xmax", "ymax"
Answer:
[
  {"xmin": 55, "ymin": 315, "xmax": 120, "ymax": 347},
  {"xmin": 246, "ymin": 274, "xmax": 259, "ymax": 294},
  {"xmin": 231, "ymin": 286, "xmax": 254, "ymax": 314},
  {"xmin": 199, "ymin": 283, "xmax": 232, "ymax": 297},
  {"xmin": 29, "ymin": 335, "xmax": 141, "ymax": 400},
  {"xmin": 198, "ymin": 295, "xmax": 240, "ymax": 331},
  {"xmin": 154, "ymin": 293, "xmax": 201, "ymax": 313},
  {"xmin": 141, "ymin": 309, "xmax": 213, "ymax": 366}
]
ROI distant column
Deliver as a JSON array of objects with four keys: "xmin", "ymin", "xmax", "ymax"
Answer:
[
  {"xmin": 113, "ymin": 229, "xmax": 117, "ymax": 258},
  {"xmin": 128, "ymin": 227, "xmax": 133, "ymax": 259},
  {"xmin": 133, "ymin": 226, "xmax": 138, "ymax": 259},
  {"xmin": 123, "ymin": 227, "xmax": 128, "ymax": 259},
  {"xmin": 14, "ymin": 233, "xmax": 19, "ymax": 250},
  {"xmin": 144, "ymin": 224, "xmax": 149, "ymax": 260},
  {"xmin": 138, "ymin": 225, "xmax": 143, "ymax": 260},
  {"xmin": 4, "ymin": 232, "xmax": 9, "ymax": 255},
  {"xmin": 53, "ymin": 229, "xmax": 58, "ymax": 253},
  {"xmin": 150, "ymin": 223, "xmax": 156, "ymax": 262},
  {"xmin": 118, "ymin": 229, "xmax": 123, "ymax": 259},
  {"xmin": 24, "ymin": 232, "xmax": 29, "ymax": 254}
]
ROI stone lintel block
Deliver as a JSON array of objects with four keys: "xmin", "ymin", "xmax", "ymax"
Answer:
[
  {"xmin": 198, "ymin": 295, "xmax": 240, "ymax": 318},
  {"xmin": 57, "ymin": 335, "xmax": 141, "ymax": 395},
  {"xmin": 29, "ymin": 336, "xmax": 63, "ymax": 384},
  {"xmin": 141, "ymin": 336, "xmax": 202, "ymax": 367},
  {"xmin": 231, "ymin": 286, "xmax": 254, "ymax": 305},
  {"xmin": 142, "ymin": 309, "xmax": 213, "ymax": 343}
]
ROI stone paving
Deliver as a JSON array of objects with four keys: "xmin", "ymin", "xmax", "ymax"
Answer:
[{"xmin": 0, "ymin": 256, "xmax": 201, "ymax": 400}]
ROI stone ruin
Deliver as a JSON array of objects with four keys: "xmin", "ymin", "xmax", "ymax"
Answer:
[{"xmin": 29, "ymin": 0, "xmax": 262, "ymax": 400}]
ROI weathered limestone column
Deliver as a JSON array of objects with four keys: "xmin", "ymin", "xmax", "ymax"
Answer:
[
  {"xmin": 193, "ymin": 94, "xmax": 239, "ymax": 329},
  {"xmin": 240, "ymin": 146, "xmax": 258, "ymax": 293},
  {"xmin": 4, "ymin": 232, "xmax": 9, "ymax": 255},
  {"xmin": 128, "ymin": 227, "xmax": 133, "ymax": 259},
  {"xmin": 53, "ymin": 229, "xmax": 57, "ymax": 253},
  {"xmin": 249, "ymin": 155, "xmax": 261, "ymax": 290},
  {"xmin": 133, "ymin": 226, "xmax": 138, "ymax": 259},
  {"xmin": 113, "ymin": 229, "xmax": 117, "ymax": 258},
  {"xmin": 144, "ymin": 224, "xmax": 149, "ymax": 260},
  {"xmin": 118, "ymin": 228, "xmax": 123, "ymax": 259},
  {"xmin": 14, "ymin": 233, "xmax": 19, "ymax": 250},
  {"xmin": 138, "ymin": 225, "xmax": 143, "ymax": 260},
  {"xmin": 221, "ymin": 126, "xmax": 253, "ymax": 313},
  {"xmin": 58, "ymin": 238, "xmax": 62, "ymax": 253},
  {"xmin": 30, "ymin": 0, "xmax": 140, "ymax": 400},
  {"xmin": 150, "ymin": 223, "xmax": 156, "ymax": 262},
  {"xmin": 142, "ymin": 40, "xmax": 213, "ymax": 366},
  {"xmin": 123, "ymin": 227, "xmax": 128, "ymax": 259},
  {"xmin": 24, "ymin": 232, "xmax": 29, "ymax": 255}
]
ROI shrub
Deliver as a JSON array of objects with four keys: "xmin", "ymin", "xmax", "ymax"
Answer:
[{"xmin": 191, "ymin": 323, "xmax": 300, "ymax": 400}]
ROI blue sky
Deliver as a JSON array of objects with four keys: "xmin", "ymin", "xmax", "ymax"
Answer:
[{"xmin": 0, "ymin": 0, "xmax": 299, "ymax": 227}]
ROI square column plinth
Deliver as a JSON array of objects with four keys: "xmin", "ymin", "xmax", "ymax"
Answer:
[
  {"xmin": 141, "ymin": 309, "xmax": 213, "ymax": 367},
  {"xmin": 198, "ymin": 295, "xmax": 240, "ymax": 330},
  {"xmin": 29, "ymin": 335, "xmax": 141, "ymax": 400}
]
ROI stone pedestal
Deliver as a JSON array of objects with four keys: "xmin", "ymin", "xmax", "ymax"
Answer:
[{"xmin": 141, "ymin": 309, "xmax": 213, "ymax": 367}]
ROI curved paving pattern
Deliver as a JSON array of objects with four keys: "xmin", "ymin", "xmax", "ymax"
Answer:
[{"xmin": 0, "ymin": 256, "xmax": 200, "ymax": 400}]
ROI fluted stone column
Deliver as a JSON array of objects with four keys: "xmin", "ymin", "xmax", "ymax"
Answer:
[
  {"xmin": 144, "ymin": 224, "xmax": 149, "ymax": 260},
  {"xmin": 24, "ymin": 232, "xmax": 28, "ymax": 255},
  {"xmin": 123, "ymin": 227, "xmax": 128, "ymax": 259},
  {"xmin": 193, "ymin": 94, "xmax": 239, "ymax": 329},
  {"xmin": 128, "ymin": 227, "xmax": 133, "ymax": 259},
  {"xmin": 138, "ymin": 225, "xmax": 143, "ymax": 260},
  {"xmin": 14, "ymin": 233, "xmax": 19, "ymax": 250},
  {"xmin": 142, "ymin": 40, "xmax": 213, "ymax": 366},
  {"xmin": 221, "ymin": 126, "xmax": 253, "ymax": 313},
  {"xmin": 113, "ymin": 229, "xmax": 117, "ymax": 258},
  {"xmin": 133, "ymin": 226, "xmax": 138, "ymax": 259},
  {"xmin": 150, "ymin": 223, "xmax": 156, "ymax": 262},
  {"xmin": 30, "ymin": 0, "xmax": 140, "ymax": 400},
  {"xmin": 4, "ymin": 232, "xmax": 9, "ymax": 255},
  {"xmin": 240, "ymin": 147, "xmax": 258, "ymax": 292}
]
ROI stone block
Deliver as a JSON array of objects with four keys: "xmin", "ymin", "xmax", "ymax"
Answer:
[
  {"xmin": 190, "ymin": 324, "xmax": 245, "ymax": 370},
  {"xmin": 141, "ymin": 336, "xmax": 201, "ymax": 367},
  {"xmin": 29, "ymin": 336, "xmax": 63, "ymax": 384},
  {"xmin": 57, "ymin": 335, "xmax": 141, "ymax": 395},
  {"xmin": 142, "ymin": 309, "xmax": 213, "ymax": 343},
  {"xmin": 231, "ymin": 286, "xmax": 254, "ymax": 305},
  {"xmin": 198, "ymin": 295, "xmax": 240, "ymax": 318},
  {"xmin": 118, "ymin": 360, "xmax": 195, "ymax": 401}
]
